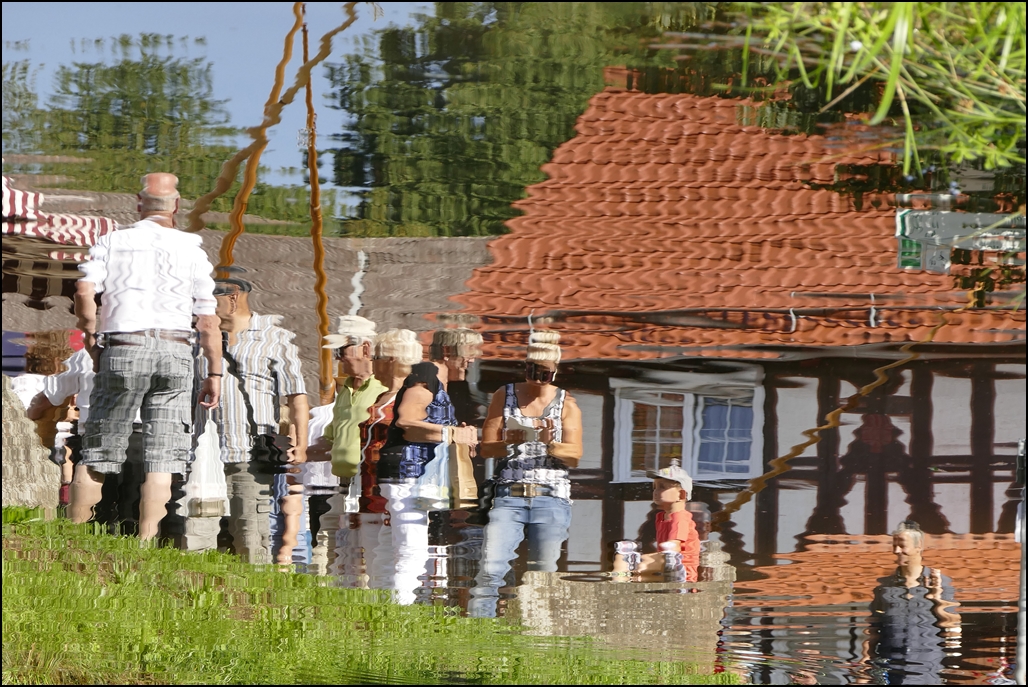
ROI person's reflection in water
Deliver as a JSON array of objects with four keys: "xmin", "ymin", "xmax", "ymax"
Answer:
[
  {"xmin": 322, "ymin": 329, "xmax": 423, "ymax": 586},
  {"xmin": 374, "ymin": 328, "xmax": 480, "ymax": 604},
  {"xmin": 26, "ymin": 344, "xmax": 94, "ymax": 503},
  {"xmin": 28, "ymin": 345, "xmax": 145, "ymax": 529},
  {"xmin": 319, "ymin": 316, "xmax": 385, "ymax": 484},
  {"xmin": 470, "ymin": 331, "xmax": 583, "ymax": 618},
  {"xmin": 863, "ymin": 520, "xmax": 961, "ymax": 685},
  {"xmin": 309, "ymin": 316, "xmax": 382, "ymax": 580},
  {"xmin": 612, "ymin": 461, "xmax": 700, "ymax": 582},
  {"xmin": 70, "ymin": 174, "xmax": 222, "ymax": 540},
  {"xmin": 355, "ymin": 330, "xmax": 423, "ymax": 587},
  {"xmin": 180, "ymin": 276, "xmax": 309, "ymax": 564}
]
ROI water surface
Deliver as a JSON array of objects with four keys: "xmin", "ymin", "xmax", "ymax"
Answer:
[{"xmin": 2, "ymin": 3, "xmax": 1025, "ymax": 684}]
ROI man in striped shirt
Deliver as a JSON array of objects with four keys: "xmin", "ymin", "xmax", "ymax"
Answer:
[
  {"xmin": 201, "ymin": 276, "xmax": 308, "ymax": 464},
  {"xmin": 184, "ymin": 275, "xmax": 309, "ymax": 563}
]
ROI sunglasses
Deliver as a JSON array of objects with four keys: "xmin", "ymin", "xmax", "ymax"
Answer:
[{"xmin": 525, "ymin": 362, "xmax": 556, "ymax": 383}]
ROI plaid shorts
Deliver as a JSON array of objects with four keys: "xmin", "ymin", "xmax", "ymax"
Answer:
[{"xmin": 80, "ymin": 332, "xmax": 194, "ymax": 474}]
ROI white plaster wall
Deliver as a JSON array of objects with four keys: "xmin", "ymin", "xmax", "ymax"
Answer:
[
  {"xmin": 776, "ymin": 378, "xmax": 820, "ymax": 459},
  {"xmin": 574, "ymin": 391, "xmax": 604, "ymax": 470},
  {"xmin": 887, "ymin": 481, "xmax": 908, "ymax": 532},
  {"xmin": 839, "ymin": 475, "xmax": 866, "ymax": 535},
  {"xmin": 932, "ymin": 482, "xmax": 971, "ymax": 534},
  {"xmin": 774, "ymin": 481, "xmax": 817, "ymax": 554},
  {"xmin": 726, "ymin": 492, "xmax": 756, "ymax": 554},
  {"xmin": 567, "ymin": 499, "xmax": 603, "ymax": 570},
  {"xmin": 931, "ymin": 376, "xmax": 972, "ymax": 455},
  {"xmin": 993, "ymin": 364, "xmax": 1026, "ymax": 454},
  {"xmin": 623, "ymin": 500, "xmax": 653, "ymax": 543}
]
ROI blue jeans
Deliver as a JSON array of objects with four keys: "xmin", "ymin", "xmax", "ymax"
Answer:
[{"xmin": 469, "ymin": 496, "xmax": 572, "ymax": 617}]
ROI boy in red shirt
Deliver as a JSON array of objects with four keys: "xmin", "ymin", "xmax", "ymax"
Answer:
[{"xmin": 612, "ymin": 461, "xmax": 700, "ymax": 581}]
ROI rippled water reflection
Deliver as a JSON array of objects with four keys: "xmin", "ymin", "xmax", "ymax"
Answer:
[{"xmin": 3, "ymin": 2, "xmax": 1026, "ymax": 685}]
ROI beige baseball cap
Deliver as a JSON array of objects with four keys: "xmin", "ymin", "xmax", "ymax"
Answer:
[{"xmin": 646, "ymin": 461, "xmax": 692, "ymax": 497}]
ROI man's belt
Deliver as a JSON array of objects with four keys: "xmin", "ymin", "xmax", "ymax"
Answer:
[
  {"xmin": 495, "ymin": 482, "xmax": 556, "ymax": 498},
  {"xmin": 105, "ymin": 330, "xmax": 192, "ymax": 346}
]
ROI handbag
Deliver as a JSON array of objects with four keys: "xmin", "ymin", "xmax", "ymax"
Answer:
[
  {"xmin": 448, "ymin": 441, "xmax": 479, "ymax": 508},
  {"xmin": 412, "ymin": 438, "xmax": 451, "ymax": 511}
]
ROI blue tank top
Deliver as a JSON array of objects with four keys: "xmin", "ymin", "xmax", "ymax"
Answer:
[{"xmin": 378, "ymin": 362, "xmax": 456, "ymax": 481}]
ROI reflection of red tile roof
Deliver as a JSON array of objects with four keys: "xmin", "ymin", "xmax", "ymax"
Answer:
[
  {"xmin": 738, "ymin": 534, "xmax": 1021, "ymax": 609},
  {"xmin": 453, "ymin": 91, "xmax": 1025, "ymax": 360}
]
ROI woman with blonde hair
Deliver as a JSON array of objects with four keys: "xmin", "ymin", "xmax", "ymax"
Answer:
[{"xmin": 469, "ymin": 330, "xmax": 583, "ymax": 617}]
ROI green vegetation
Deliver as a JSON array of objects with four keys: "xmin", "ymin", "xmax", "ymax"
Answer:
[
  {"xmin": 737, "ymin": 2, "xmax": 1027, "ymax": 174},
  {"xmin": 326, "ymin": 1, "xmax": 706, "ymax": 236},
  {"xmin": 2, "ymin": 510, "xmax": 733, "ymax": 685},
  {"xmin": 1, "ymin": 34, "xmax": 328, "ymax": 226}
]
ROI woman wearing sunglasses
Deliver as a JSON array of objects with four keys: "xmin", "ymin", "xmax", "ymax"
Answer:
[{"xmin": 470, "ymin": 329, "xmax": 583, "ymax": 617}]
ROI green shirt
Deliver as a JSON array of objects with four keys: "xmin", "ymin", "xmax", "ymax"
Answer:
[{"xmin": 324, "ymin": 376, "xmax": 388, "ymax": 479}]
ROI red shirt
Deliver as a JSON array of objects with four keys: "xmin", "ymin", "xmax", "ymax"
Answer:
[
  {"xmin": 359, "ymin": 400, "xmax": 395, "ymax": 513},
  {"xmin": 655, "ymin": 508, "xmax": 701, "ymax": 581}
]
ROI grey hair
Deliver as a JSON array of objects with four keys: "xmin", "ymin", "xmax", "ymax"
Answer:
[
  {"xmin": 429, "ymin": 328, "xmax": 483, "ymax": 360},
  {"xmin": 892, "ymin": 520, "xmax": 924, "ymax": 548},
  {"xmin": 527, "ymin": 329, "xmax": 561, "ymax": 364}
]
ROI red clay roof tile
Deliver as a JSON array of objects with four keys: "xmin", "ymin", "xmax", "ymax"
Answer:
[{"xmin": 453, "ymin": 90, "xmax": 1025, "ymax": 359}]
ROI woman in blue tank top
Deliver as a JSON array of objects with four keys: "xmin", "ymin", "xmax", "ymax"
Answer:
[{"xmin": 371, "ymin": 328, "xmax": 481, "ymax": 605}]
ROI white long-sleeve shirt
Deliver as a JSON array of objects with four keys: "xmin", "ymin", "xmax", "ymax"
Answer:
[{"xmin": 78, "ymin": 219, "xmax": 216, "ymax": 333}]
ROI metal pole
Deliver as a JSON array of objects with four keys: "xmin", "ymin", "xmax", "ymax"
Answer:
[{"xmin": 1016, "ymin": 438, "xmax": 1025, "ymax": 685}]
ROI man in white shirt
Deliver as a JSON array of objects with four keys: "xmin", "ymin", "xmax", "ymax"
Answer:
[{"xmin": 70, "ymin": 173, "xmax": 223, "ymax": 540}]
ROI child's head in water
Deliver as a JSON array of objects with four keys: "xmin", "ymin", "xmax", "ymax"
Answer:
[{"xmin": 646, "ymin": 461, "xmax": 692, "ymax": 511}]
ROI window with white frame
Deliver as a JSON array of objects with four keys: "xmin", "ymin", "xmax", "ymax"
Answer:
[{"xmin": 612, "ymin": 371, "xmax": 764, "ymax": 482}]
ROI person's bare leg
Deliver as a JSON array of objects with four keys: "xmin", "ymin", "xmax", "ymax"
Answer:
[
  {"xmin": 275, "ymin": 484, "xmax": 305, "ymax": 566},
  {"xmin": 636, "ymin": 552, "xmax": 666, "ymax": 580},
  {"xmin": 61, "ymin": 455, "xmax": 74, "ymax": 484},
  {"xmin": 138, "ymin": 471, "xmax": 173, "ymax": 541},
  {"xmin": 69, "ymin": 465, "xmax": 104, "ymax": 523}
]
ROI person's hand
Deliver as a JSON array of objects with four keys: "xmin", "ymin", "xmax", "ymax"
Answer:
[
  {"xmin": 538, "ymin": 418, "xmax": 557, "ymax": 444},
  {"xmin": 287, "ymin": 444, "xmax": 308, "ymax": 464},
  {"xmin": 84, "ymin": 332, "xmax": 101, "ymax": 373},
  {"xmin": 504, "ymin": 428, "xmax": 528, "ymax": 443},
  {"xmin": 453, "ymin": 425, "xmax": 477, "ymax": 445},
  {"xmin": 199, "ymin": 376, "xmax": 221, "ymax": 409},
  {"xmin": 925, "ymin": 568, "xmax": 946, "ymax": 601}
]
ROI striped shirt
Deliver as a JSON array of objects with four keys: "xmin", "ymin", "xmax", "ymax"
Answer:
[
  {"xmin": 78, "ymin": 219, "xmax": 216, "ymax": 333},
  {"xmin": 197, "ymin": 313, "xmax": 306, "ymax": 460}
]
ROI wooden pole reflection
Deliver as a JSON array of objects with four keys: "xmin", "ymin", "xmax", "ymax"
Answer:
[
  {"xmin": 302, "ymin": 8, "xmax": 335, "ymax": 406},
  {"xmin": 217, "ymin": 2, "xmax": 304, "ymax": 269},
  {"xmin": 188, "ymin": 1, "xmax": 359, "ymax": 234}
]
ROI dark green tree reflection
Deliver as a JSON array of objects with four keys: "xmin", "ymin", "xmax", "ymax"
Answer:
[{"xmin": 326, "ymin": 2, "xmax": 705, "ymax": 236}]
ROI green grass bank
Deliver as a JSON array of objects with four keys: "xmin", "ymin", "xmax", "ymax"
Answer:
[{"xmin": 2, "ymin": 509, "xmax": 734, "ymax": 685}]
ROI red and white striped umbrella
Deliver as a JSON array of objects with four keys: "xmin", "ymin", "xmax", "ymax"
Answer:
[{"xmin": 2, "ymin": 175, "xmax": 117, "ymax": 247}]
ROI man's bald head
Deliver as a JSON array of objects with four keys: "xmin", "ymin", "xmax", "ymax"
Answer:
[{"xmin": 138, "ymin": 173, "xmax": 180, "ymax": 218}]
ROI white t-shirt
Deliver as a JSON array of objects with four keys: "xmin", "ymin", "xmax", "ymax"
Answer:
[
  {"xmin": 9, "ymin": 374, "xmax": 45, "ymax": 410},
  {"xmin": 78, "ymin": 219, "xmax": 217, "ymax": 333},
  {"xmin": 301, "ymin": 404, "xmax": 340, "ymax": 489},
  {"xmin": 43, "ymin": 349, "xmax": 94, "ymax": 423},
  {"xmin": 42, "ymin": 349, "xmax": 141, "ymax": 425}
]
